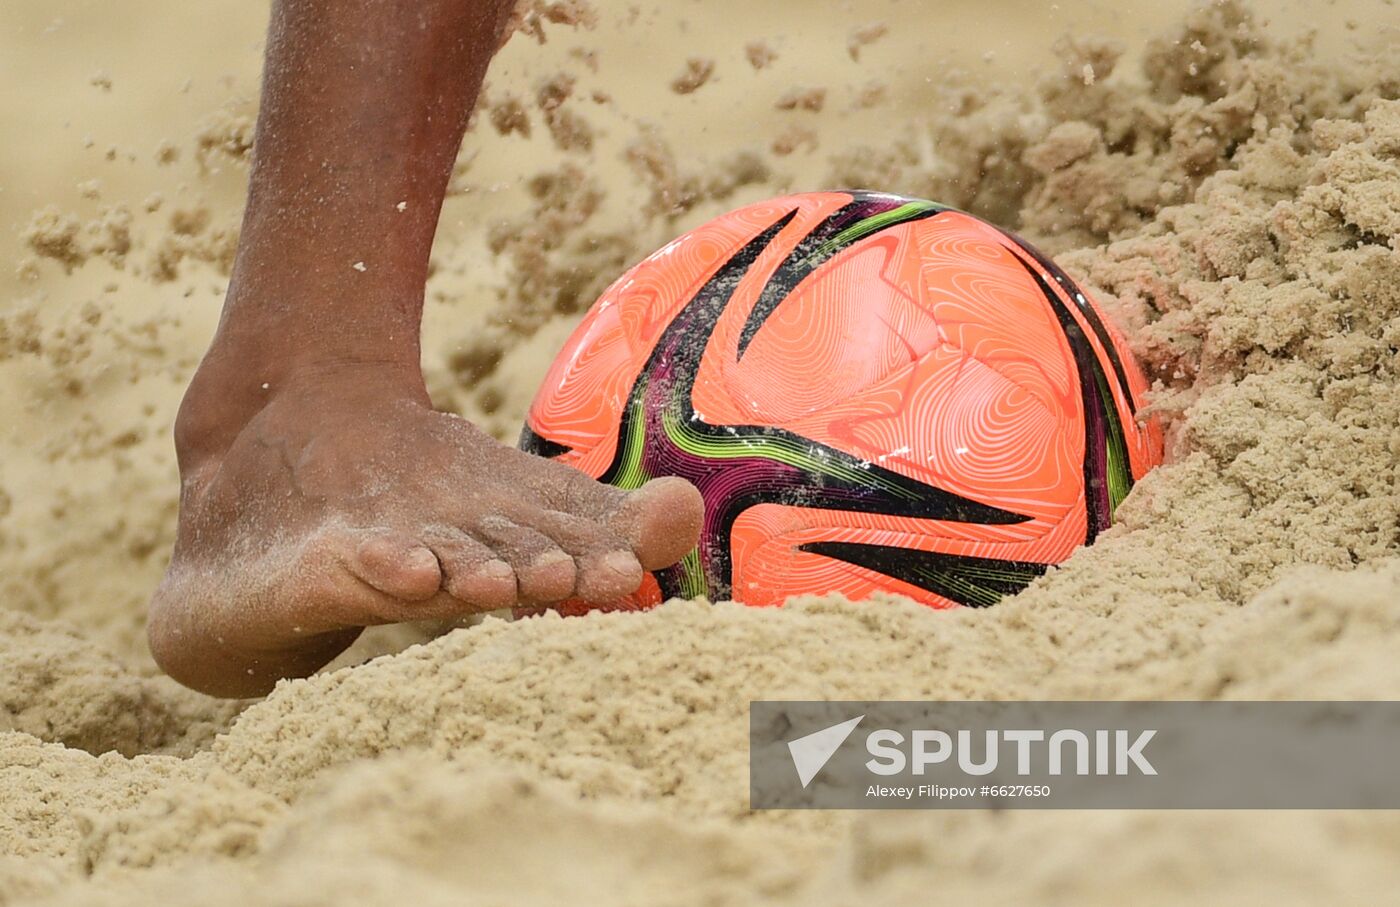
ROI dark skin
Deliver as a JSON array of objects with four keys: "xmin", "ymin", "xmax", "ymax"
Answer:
[{"xmin": 148, "ymin": 0, "xmax": 703, "ymax": 698}]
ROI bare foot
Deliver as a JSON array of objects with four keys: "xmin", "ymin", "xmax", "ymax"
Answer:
[
  {"xmin": 144, "ymin": 0, "xmax": 706, "ymax": 697},
  {"xmin": 149, "ymin": 361, "xmax": 702, "ymax": 697}
]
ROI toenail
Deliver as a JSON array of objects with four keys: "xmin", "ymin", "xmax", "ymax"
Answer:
[
  {"xmin": 406, "ymin": 547, "xmax": 439, "ymax": 571},
  {"xmin": 481, "ymin": 559, "xmax": 513, "ymax": 578},
  {"xmin": 531, "ymin": 549, "xmax": 573, "ymax": 569},
  {"xmin": 600, "ymin": 550, "xmax": 640, "ymax": 576}
]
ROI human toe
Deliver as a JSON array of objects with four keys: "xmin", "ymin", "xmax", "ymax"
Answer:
[
  {"xmin": 350, "ymin": 530, "xmax": 443, "ymax": 601},
  {"xmin": 471, "ymin": 516, "xmax": 576, "ymax": 604},
  {"xmin": 609, "ymin": 477, "xmax": 703, "ymax": 570},
  {"xmin": 425, "ymin": 529, "xmax": 518, "ymax": 610}
]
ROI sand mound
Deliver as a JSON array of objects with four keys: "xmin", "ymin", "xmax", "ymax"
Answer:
[
  {"xmin": 3, "ymin": 1, "xmax": 1400, "ymax": 903},
  {"xmin": 11, "ymin": 569, "xmax": 1400, "ymax": 905},
  {"xmin": 0, "ymin": 611, "xmax": 242, "ymax": 758}
]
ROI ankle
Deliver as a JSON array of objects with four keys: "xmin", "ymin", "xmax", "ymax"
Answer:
[{"xmin": 174, "ymin": 344, "xmax": 427, "ymax": 465}]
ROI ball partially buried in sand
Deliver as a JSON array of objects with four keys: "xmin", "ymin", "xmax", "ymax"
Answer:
[{"xmin": 521, "ymin": 190, "xmax": 1162, "ymax": 611}]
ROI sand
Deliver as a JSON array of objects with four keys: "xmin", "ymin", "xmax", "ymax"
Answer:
[{"xmin": 2, "ymin": 0, "xmax": 1400, "ymax": 903}]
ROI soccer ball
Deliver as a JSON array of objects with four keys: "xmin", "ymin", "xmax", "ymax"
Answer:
[{"xmin": 521, "ymin": 191, "xmax": 1162, "ymax": 610}]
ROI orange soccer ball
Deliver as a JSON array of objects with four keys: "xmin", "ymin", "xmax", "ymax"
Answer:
[{"xmin": 521, "ymin": 191, "xmax": 1162, "ymax": 611}]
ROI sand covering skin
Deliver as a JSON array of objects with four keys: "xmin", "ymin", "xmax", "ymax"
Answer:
[{"xmin": 3, "ymin": 2, "xmax": 1400, "ymax": 904}]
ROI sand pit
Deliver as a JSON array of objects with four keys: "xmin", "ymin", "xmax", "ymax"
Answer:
[{"xmin": 2, "ymin": 0, "xmax": 1400, "ymax": 903}]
